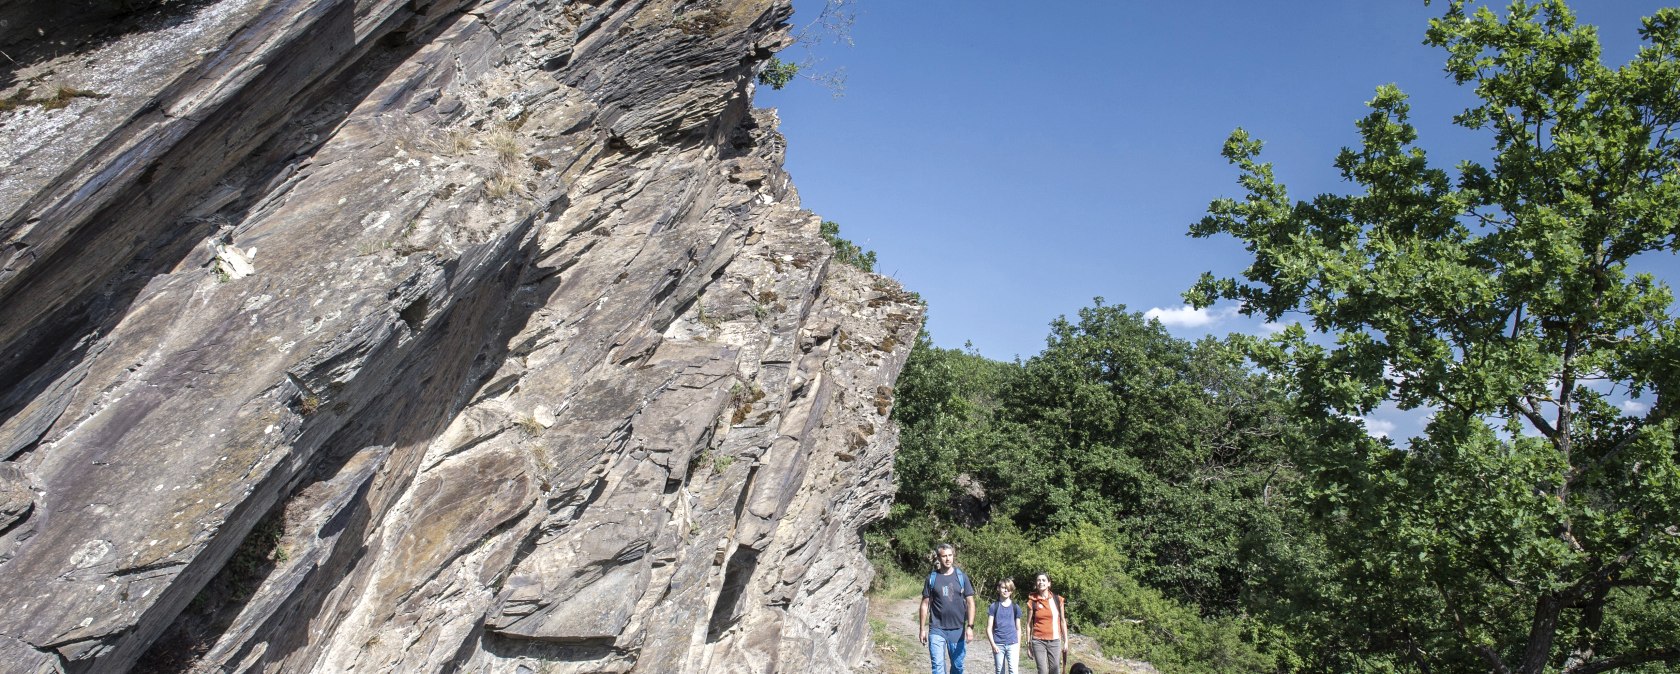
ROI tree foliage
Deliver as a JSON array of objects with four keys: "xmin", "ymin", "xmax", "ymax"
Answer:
[
  {"xmin": 1188, "ymin": 2, "xmax": 1680, "ymax": 672},
  {"xmin": 756, "ymin": 57, "xmax": 800, "ymax": 90},
  {"xmin": 820, "ymin": 219, "xmax": 878, "ymax": 272}
]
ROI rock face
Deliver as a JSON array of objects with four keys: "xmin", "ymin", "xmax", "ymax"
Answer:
[{"xmin": 0, "ymin": 1, "xmax": 922, "ymax": 672}]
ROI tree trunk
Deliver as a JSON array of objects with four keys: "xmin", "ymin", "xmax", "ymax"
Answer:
[{"xmin": 1518, "ymin": 594, "xmax": 1565, "ymax": 674}]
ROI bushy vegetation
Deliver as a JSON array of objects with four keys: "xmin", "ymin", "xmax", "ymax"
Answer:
[{"xmin": 821, "ymin": 220, "xmax": 877, "ymax": 272}]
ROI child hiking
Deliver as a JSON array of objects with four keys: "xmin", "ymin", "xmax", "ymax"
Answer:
[{"xmin": 986, "ymin": 578, "xmax": 1022, "ymax": 674}]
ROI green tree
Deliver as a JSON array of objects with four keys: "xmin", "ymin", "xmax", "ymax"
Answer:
[
  {"xmin": 1188, "ymin": 2, "xmax": 1680, "ymax": 672},
  {"xmin": 876, "ymin": 331, "xmax": 1014, "ymax": 565},
  {"xmin": 995, "ymin": 302, "xmax": 1302, "ymax": 615}
]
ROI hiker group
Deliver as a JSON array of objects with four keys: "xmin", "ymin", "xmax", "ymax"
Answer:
[{"xmin": 918, "ymin": 543, "xmax": 1091, "ymax": 674}]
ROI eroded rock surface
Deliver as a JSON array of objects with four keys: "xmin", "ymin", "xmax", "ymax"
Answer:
[{"xmin": 0, "ymin": 1, "xmax": 921, "ymax": 671}]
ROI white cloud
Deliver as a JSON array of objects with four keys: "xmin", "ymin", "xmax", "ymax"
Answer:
[
  {"xmin": 1144, "ymin": 304, "xmax": 1237, "ymax": 328},
  {"xmin": 1621, "ymin": 399, "xmax": 1651, "ymax": 415},
  {"xmin": 1259, "ymin": 321, "xmax": 1288, "ymax": 335},
  {"xmin": 1357, "ymin": 416, "xmax": 1397, "ymax": 439}
]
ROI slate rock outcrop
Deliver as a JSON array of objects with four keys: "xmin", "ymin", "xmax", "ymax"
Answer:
[{"xmin": 0, "ymin": 0, "xmax": 922, "ymax": 671}]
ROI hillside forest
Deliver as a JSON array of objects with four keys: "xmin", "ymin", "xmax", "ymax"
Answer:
[{"xmin": 852, "ymin": 2, "xmax": 1680, "ymax": 672}]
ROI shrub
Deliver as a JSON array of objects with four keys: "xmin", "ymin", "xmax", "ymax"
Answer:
[
  {"xmin": 820, "ymin": 220, "xmax": 876, "ymax": 272},
  {"xmin": 757, "ymin": 57, "xmax": 800, "ymax": 90},
  {"xmin": 947, "ymin": 521, "xmax": 1273, "ymax": 674}
]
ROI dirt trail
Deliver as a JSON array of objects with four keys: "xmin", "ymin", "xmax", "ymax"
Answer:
[{"xmin": 862, "ymin": 595, "xmax": 1157, "ymax": 674}]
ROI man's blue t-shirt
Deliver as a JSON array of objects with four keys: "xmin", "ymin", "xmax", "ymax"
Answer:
[
  {"xmin": 923, "ymin": 569, "xmax": 973, "ymax": 630},
  {"xmin": 988, "ymin": 600, "xmax": 1020, "ymax": 645}
]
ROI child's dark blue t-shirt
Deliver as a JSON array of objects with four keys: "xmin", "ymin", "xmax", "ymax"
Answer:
[{"xmin": 988, "ymin": 600, "xmax": 1021, "ymax": 645}]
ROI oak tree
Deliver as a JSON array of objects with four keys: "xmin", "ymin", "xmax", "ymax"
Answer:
[{"xmin": 1189, "ymin": 2, "xmax": 1680, "ymax": 672}]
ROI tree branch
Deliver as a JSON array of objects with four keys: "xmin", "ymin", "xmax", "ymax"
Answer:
[
  {"xmin": 1513, "ymin": 396, "xmax": 1559, "ymax": 439},
  {"xmin": 1566, "ymin": 647, "xmax": 1680, "ymax": 674},
  {"xmin": 1562, "ymin": 525, "xmax": 1656, "ymax": 606}
]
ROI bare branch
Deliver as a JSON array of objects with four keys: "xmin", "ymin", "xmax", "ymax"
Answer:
[{"xmin": 1513, "ymin": 396, "xmax": 1559, "ymax": 439}]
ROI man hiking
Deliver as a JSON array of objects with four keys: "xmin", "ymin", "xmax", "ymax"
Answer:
[
  {"xmin": 919, "ymin": 543, "xmax": 976, "ymax": 673},
  {"xmin": 1025, "ymin": 573, "xmax": 1069, "ymax": 674}
]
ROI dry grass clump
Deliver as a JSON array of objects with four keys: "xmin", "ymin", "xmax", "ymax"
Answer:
[
  {"xmin": 515, "ymin": 415, "xmax": 544, "ymax": 436},
  {"xmin": 484, "ymin": 170, "xmax": 525, "ymax": 200},
  {"xmin": 445, "ymin": 129, "xmax": 474, "ymax": 155},
  {"xmin": 1, "ymin": 84, "xmax": 106, "ymax": 112},
  {"xmin": 42, "ymin": 85, "xmax": 103, "ymax": 109},
  {"xmin": 485, "ymin": 125, "xmax": 520, "ymax": 163}
]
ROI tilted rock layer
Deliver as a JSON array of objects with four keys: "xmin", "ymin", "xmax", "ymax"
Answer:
[{"xmin": 0, "ymin": 0, "xmax": 922, "ymax": 671}]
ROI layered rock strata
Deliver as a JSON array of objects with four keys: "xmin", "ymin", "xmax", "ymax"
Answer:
[{"xmin": 0, "ymin": 0, "xmax": 922, "ymax": 671}]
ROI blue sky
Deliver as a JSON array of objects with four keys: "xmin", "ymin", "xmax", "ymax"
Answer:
[{"xmin": 758, "ymin": 1, "xmax": 1676, "ymax": 439}]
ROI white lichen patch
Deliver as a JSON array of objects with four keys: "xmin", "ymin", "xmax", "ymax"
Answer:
[
  {"xmin": 212, "ymin": 243, "xmax": 256, "ymax": 280},
  {"xmin": 241, "ymin": 294, "xmax": 275, "ymax": 313},
  {"xmin": 69, "ymin": 539, "xmax": 114, "ymax": 570},
  {"xmin": 360, "ymin": 210, "xmax": 395, "ymax": 232}
]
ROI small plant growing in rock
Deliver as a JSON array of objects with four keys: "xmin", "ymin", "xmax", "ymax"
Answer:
[
  {"xmin": 696, "ymin": 300, "xmax": 722, "ymax": 330},
  {"xmin": 820, "ymin": 220, "xmax": 876, "ymax": 272},
  {"xmin": 299, "ymin": 395, "xmax": 320, "ymax": 415},
  {"xmin": 529, "ymin": 445, "xmax": 556, "ymax": 488},
  {"xmin": 757, "ymin": 58, "xmax": 800, "ymax": 90},
  {"xmin": 515, "ymin": 415, "xmax": 545, "ymax": 436},
  {"xmin": 0, "ymin": 90, "xmax": 30, "ymax": 112},
  {"xmin": 446, "ymin": 129, "xmax": 474, "ymax": 155},
  {"xmin": 40, "ymin": 85, "xmax": 106, "ymax": 110},
  {"xmin": 1, "ymin": 85, "xmax": 107, "ymax": 113},
  {"xmin": 673, "ymin": 6, "xmax": 730, "ymax": 34},
  {"xmin": 728, "ymin": 382, "xmax": 765, "ymax": 425}
]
